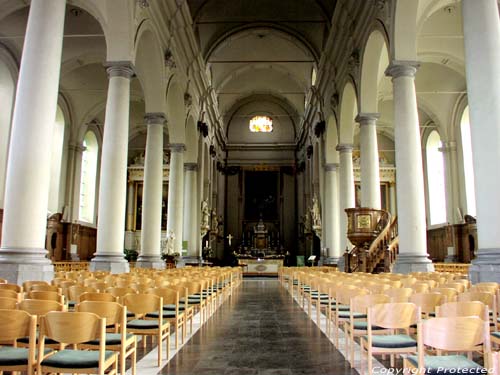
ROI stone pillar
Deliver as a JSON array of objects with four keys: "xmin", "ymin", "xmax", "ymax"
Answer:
[
  {"xmin": 386, "ymin": 61, "xmax": 433, "ymax": 273},
  {"xmin": 440, "ymin": 141, "xmax": 459, "ymax": 263},
  {"xmin": 67, "ymin": 142, "xmax": 85, "ymax": 222},
  {"xmin": 462, "ymin": 0, "xmax": 500, "ymax": 282},
  {"xmin": 166, "ymin": 144, "xmax": 185, "ymax": 258},
  {"xmin": 356, "ymin": 113, "xmax": 381, "ymax": 209},
  {"xmin": 337, "ymin": 144, "xmax": 355, "ymax": 252},
  {"xmin": 126, "ymin": 182, "xmax": 135, "ymax": 232},
  {"xmin": 0, "ymin": 0, "xmax": 66, "ymax": 283},
  {"xmin": 323, "ymin": 163, "xmax": 340, "ymax": 264},
  {"xmin": 183, "ymin": 163, "xmax": 199, "ymax": 259},
  {"xmin": 90, "ymin": 62, "xmax": 134, "ymax": 273},
  {"xmin": 389, "ymin": 182, "xmax": 397, "ymax": 216},
  {"xmin": 136, "ymin": 113, "xmax": 166, "ymax": 269}
]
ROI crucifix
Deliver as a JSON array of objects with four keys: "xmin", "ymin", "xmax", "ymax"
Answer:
[{"xmin": 227, "ymin": 234, "xmax": 233, "ymax": 246}]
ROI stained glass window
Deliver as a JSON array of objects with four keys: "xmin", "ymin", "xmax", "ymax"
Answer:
[{"xmin": 249, "ymin": 115, "xmax": 273, "ymax": 133}]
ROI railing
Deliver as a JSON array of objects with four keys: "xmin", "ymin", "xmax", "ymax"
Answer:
[
  {"xmin": 53, "ymin": 261, "xmax": 90, "ymax": 272},
  {"xmin": 344, "ymin": 210, "xmax": 399, "ymax": 273},
  {"xmin": 433, "ymin": 263, "xmax": 470, "ymax": 275}
]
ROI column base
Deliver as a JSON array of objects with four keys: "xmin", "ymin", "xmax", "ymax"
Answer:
[
  {"xmin": 322, "ymin": 257, "xmax": 340, "ymax": 266},
  {"xmin": 177, "ymin": 256, "xmax": 202, "ymax": 268},
  {"xmin": 90, "ymin": 253, "xmax": 130, "ymax": 273},
  {"xmin": 337, "ymin": 256, "xmax": 346, "ymax": 272},
  {"xmin": 392, "ymin": 254, "xmax": 434, "ymax": 274},
  {"xmin": 135, "ymin": 255, "xmax": 165, "ymax": 269},
  {"xmin": 469, "ymin": 249, "xmax": 500, "ymax": 283},
  {"xmin": 0, "ymin": 246, "xmax": 54, "ymax": 284}
]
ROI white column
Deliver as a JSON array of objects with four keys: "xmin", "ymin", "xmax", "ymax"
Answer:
[
  {"xmin": 0, "ymin": 0, "xmax": 66, "ymax": 283},
  {"xmin": 90, "ymin": 63, "xmax": 134, "ymax": 273},
  {"xmin": 126, "ymin": 181, "xmax": 135, "ymax": 232},
  {"xmin": 463, "ymin": 0, "xmax": 500, "ymax": 282},
  {"xmin": 336, "ymin": 144, "xmax": 355, "ymax": 252},
  {"xmin": 183, "ymin": 163, "xmax": 199, "ymax": 258},
  {"xmin": 386, "ymin": 61, "xmax": 433, "ymax": 273},
  {"xmin": 324, "ymin": 163, "xmax": 340, "ymax": 263},
  {"xmin": 389, "ymin": 182, "xmax": 397, "ymax": 216},
  {"xmin": 166, "ymin": 144, "xmax": 185, "ymax": 256},
  {"xmin": 357, "ymin": 113, "xmax": 381, "ymax": 209},
  {"xmin": 136, "ymin": 113, "xmax": 165, "ymax": 269}
]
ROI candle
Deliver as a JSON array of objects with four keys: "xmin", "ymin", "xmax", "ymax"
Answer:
[{"xmin": 205, "ymin": 240, "xmax": 208, "ymax": 248}]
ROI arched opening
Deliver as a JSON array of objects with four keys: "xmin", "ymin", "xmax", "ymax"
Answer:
[
  {"xmin": 0, "ymin": 57, "xmax": 16, "ymax": 209},
  {"xmin": 460, "ymin": 106, "xmax": 476, "ymax": 217},
  {"xmin": 79, "ymin": 131, "xmax": 99, "ymax": 223},
  {"xmin": 47, "ymin": 106, "xmax": 66, "ymax": 215},
  {"xmin": 426, "ymin": 130, "xmax": 446, "ymax": 225}
]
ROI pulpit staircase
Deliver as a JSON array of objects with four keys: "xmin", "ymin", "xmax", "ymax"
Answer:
[{"xmin": 344, "ymin": 208, "xmax": 399, "ymax": 273}]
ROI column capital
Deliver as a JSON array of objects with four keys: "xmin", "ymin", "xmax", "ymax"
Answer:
[
  {"xmin": 168, "ymin": 143, "xmax": 186, "ymax": 153},
  {"xmin": 184, "ymin": 162, "xmax": 198, "ymax": 171},
  {"xmin": 336, "ymin": 143, "xmax": 354, "ymax": 153},
  {"xmin": 104, "ymin": 61, "xmax": 135, "ymax": 79},
  {"xmin": 144, "ymin": 112, "xmax": 167, "ymax": 125},
  {"xmin": 324, "ymin": 163, "xmax": 339, "ymax": 172},
  {"xmin": 385, "ymin": 60, "xmax": 420, "ymax": 79},
  {"xmin": 439, "ymin": 141, "xmax": 457, "ymax": 152},
  {"xmin": 355, "ymin": 113, "xmax": 380, "ymax": 125}
]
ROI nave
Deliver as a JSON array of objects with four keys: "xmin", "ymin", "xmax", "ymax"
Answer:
[{"xmin": 157, "ymin": 280, "xmax": 356, "ymax": 375}]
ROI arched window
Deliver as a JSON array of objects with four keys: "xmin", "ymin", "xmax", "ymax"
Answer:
[
  {"xmin": 426, "ymin": 130, "xmax": 447, "ymax": 225},
  {"xmin": 460, "ymin": 106, "xmax": 476, "ymax": 216},
  {"xmin": 79, "ymin": 131, "xmax": 98, "ymax": 223}
]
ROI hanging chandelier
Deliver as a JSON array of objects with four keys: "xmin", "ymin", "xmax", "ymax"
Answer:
[{"xmin": 249, "ymin": 115, "xmax": 273, "ymax": 133}]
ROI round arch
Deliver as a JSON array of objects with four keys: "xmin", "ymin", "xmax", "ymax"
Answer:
[
  {"xmin": 339, "ymin": 81, "xmax": 358, "ymax": 144},
  {"xmin": 165, "ymin": 78, "xmax": 187, "ymax": 143},
  {"xmin": 392, "ymin": 0, "xmax": 419, "ymax": 60},
  {"xmin": 184, "ymin": 115, "xmax": 199, "ymax": 163}
]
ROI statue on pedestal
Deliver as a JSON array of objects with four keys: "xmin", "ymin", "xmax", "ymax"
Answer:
[
  {"xmin": 201, "ymin": 199, "xmax": 210, "ymax": 237},
  {"xmin": 311, "ymin": 196, "xmax": 322, "ymax": 239},
  {"xmin": 211, "ymin": 209, "xmax": 219, "ymax": 236}
]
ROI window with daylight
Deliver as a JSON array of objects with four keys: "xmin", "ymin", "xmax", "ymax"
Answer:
[
  {"xmin": 426, "ymin": 130, "xmax": 447, "ymax": 225},
  {"xmin": 460, "ymin": 106, "xmax": 476, "ymax": 217},
  {"xmin": 79, "ymin": 131, "xmax": 98, "ymax": 223},
  {"xmin": 249, "ymin": 115, "xmax": 273, "ymax": 133}
]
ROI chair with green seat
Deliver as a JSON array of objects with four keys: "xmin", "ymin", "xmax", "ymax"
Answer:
[
  {"xmin": 38, "ymin": 311, "xmax": 118, "ymax": 375},
  {"xmin": 122, "ymin": 293, "xmax": 170, "ymax": 366},
  {"xmin": 183, "ymin": 281, "xmax": 207, "ymax": 324},
  {"xmin": 76, "ymin": 300, "xmax": 137, "ymax": 375},
  {"xmin": 0, "ymin": 308, "xmax": 38, "ymax": 375},
  {"xmin": 168, "ymin": 284, "xmax": 192, "ymax": 337},
  {"xmin": 344, "ymin": 293, "xmax": 390, "ymax": 367},
  {"xmin": 404, "ymin": 316, "xmax": 491, "ymax": 375},
  {"xmin": 360, "ymin": 302, "xmax": 420, "ymax": 375},
  {"xmin": 146, "ymin": 287, "xmax": 185, "ymax": 349}
]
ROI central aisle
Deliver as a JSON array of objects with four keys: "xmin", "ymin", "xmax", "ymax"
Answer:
[{"xmin": 161, "ymin": 279, "xmax": 358, "ymax": 375}]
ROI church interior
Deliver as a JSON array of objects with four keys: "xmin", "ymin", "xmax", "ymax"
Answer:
[{"xmin": 0, "ymin": 0, "xmax": 499, "ymax": 374}]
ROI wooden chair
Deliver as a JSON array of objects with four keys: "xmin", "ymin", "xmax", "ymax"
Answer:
[
  {"xmin": 77, "ymin": 300, "xmax": 137, "ymax": 375},
  {"xmin": 168, "ymin": 284, "xmax": 193, "ymax": 336},
  {"xmin": 29, "ymin": 284, "xmax": 61, "ymax": 294},
  {"xmin": 105, "ymin": 287, "xmax": 136, "ymax": 304},
  {"xmin": 23, "ymin": 280, "xmax": 48, "ymax": 292},
  {"xmin": 344, "ymin": 294, "xmax": 390, "ymax": 366},
  {"xmin": 184, "ymin": 281, "xmax": 207, "ymax": 324},
  {"xmin": 409, "ymin": 292, "xmax": 445, "ymax": 319},
  {"xmin": 458, "ymin": 291, "xmax": 498, "ymax": 331},
  {"xmin": 0, "ymin": 309, "xmax": 37, "ymax": 375},
  {"xmin": 38, "ymin": 311, "xmax": 118, "ymax": 375},
  {"xmin": 0, "ymin": 288, "xmax": 20, "ymax": 301},
  {"xmin": 404, "ymin": 316, "xmax": 491, "ymax": 374},
  {"xmin": 0, "ymin": 283, "xmax": 22, "ymax": 293},
  {"xmin": 123, "ymin": 293, "xmax": 170, "ymax": 366},
  {"xmin": 436, "ymin": 301, "xmax": 489, "ymax": 320},
  {"xmin": 360, "ymin": 302, "xmax": 420, "ymax": 375},
  {"xmin": 146, "ymin": 287, "xmax": 185, "ymax": 349},
  {"xmin": 432, "ymin": 287, "xmax": 459, "ymax": 302}
]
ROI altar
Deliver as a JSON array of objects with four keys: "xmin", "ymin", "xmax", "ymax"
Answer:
[{"xmin": 238, "ymin": 258, "xmax": 283, "ymax": 275}]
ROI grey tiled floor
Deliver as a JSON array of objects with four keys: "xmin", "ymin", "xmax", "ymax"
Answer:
[{"xmin": 160, "ymin": 280, "xmax": 358, "ymax": 375}]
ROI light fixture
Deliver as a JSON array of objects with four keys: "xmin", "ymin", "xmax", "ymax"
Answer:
[{"xmin": 249, "ymin": 115, "xmax": 273, "ymax": 133}]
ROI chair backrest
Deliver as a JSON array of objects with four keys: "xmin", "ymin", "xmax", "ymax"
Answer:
[
  {"xmin": 419, "ymin": 316, "xmax": 490, "ymax": 352},
  {"xmin": 0, "ymin": 289, "xmax": 19, "ymax": 301},
  {"xmin": 368, "ymin": 302, "xmax": 420, "ymax": 329},
  {"xmin": 68, "ymin": 286, "xmax": 97, "ymax": 301},
  {"xmin": 122, "ymin": 293, "xmax": 162, "ymax": 315},
  {"xmin": 0, "ymin": 283, "xmax": 22, "ymax": 293},
  {"xmin": 147, "ymin": 287, "xmax": 179, "ymax": 307},
  {"xmin": 0, "ymin": 296, "xmax": 18, "ymax": 309},
  {"xmin": 78, "ymin": 292, "xmax": 116, "ymax": 303},
  {"xmin": 28, "ymin": 290, "xmax": 63, "ymax": 303},
  {"xmin": 384, "ymin": 288, "xmax": 413, "ymax": 303},
  {"xmin": 436, "ymin": 301, "xmax": 489, "ymax": 320},
  {"xmin": 76, "ymin": 300, "xmax": 124, "ymax": 328},
  {"xmin": 458, "ymin": 291, "xmax": 495, "ymax": 309},
  {"xmin": 0, "ymin": 309, "xmax": 36, "ymax": 342},
  {"xmin": 432, "ymin": 287, "xmax": 459, "ymax": 302},
  {"xmin": 411, "ymin": 282, "xmax": 430, "ymax": 293},
  {"xmin": 40, "ymin": 311, "xmax": 103, "ymax": 344},
  {"xmin": 336, "ymin": 286, "xmax": 369, "ymax": 306},
  {"xmin": 409, "ymin": 293, "xmax": 445, "ymax": 315},
  {"xmin": 18, "ymin": 299, "xmax": 64, "ymax": 316},
  {"xmin": 350, "ymin": 294, "xmax": 390, "ymax": 314},
  {"xmin": 22, "ymin": 280, "xmax": 48, "ymax": 291},
  {"xmin": 29, "ymin": 284, "xmax": 61, "ymax": 293},
  {"xmin": 441, "ymin": 282, "xmax": 466, "ymax": 293}
]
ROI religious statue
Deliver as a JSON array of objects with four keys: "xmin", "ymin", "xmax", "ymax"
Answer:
[
  {"xmin": 211, "ymin": 209, "xmax": 219, "ymax": 236},
  {"xmin": 165, "ymin": 230, "xmax": 175, "ymax": 255},
  {"xmin": 201, "ymin": 199, "xmax": 210, "ymax": 236},
  {"xmin": 303, "ymin": 211, "xmax": 312, "ymax": 234},
  {"xmin": 311, "ymin": 196, "xmax": 321, "ymax": 228}
]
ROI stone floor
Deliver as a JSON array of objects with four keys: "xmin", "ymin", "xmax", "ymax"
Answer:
[{"xmin": 157, "ymin": 280, "xmax": 359, "ymax": 375}]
